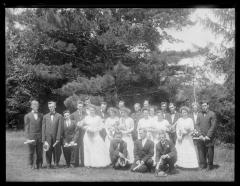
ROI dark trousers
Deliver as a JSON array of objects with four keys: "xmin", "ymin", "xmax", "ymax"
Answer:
[
  {"xmin": 197, "ymin": 141, "xmax": 214, "ymax": 168},
  {"xmin": 63, "ymin": 146, "xmax": 76, "ymax": 166},
  {"xmin": 77, "ymin": 128, "xmax": 85, "ymax": 166},
  {"xmin": 27, "ymin": 139, "xmax": 42, "ymax": 167},
  {"xmin": 46, "ymin": 138, "xmax": 62, "ymax": 166},
  {"xmin": 169, "ymin": 132, "xmax": 177, "ymax": 145},
  {"xmin": 156, "ymin": 157, "xmax": 177, "ymax": 173},
  {"xmin": 131, "ymin": 159, "xmax": 154, "ymax": 173}
]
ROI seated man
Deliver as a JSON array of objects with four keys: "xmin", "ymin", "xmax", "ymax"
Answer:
[
  {"xmin": 109, "ymin": 130, "xmax": 130, "ymax": 170},
  {"xmin": 155, "ymin": 130, "xmax": 177, "ymax": 177},
  {"xmin": 131, "ymin": 128, "xmax": 154, "ymax": 173}
]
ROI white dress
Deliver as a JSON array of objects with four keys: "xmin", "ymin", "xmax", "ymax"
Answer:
[
  {"xmin": 83, "ymin": 115, "xmax": 111, "ymax": 167},
  {"xmin": 104, "ymin": 117, "xmax": 120, "ymax": 152},
  {"xmin": 137, "ymin": 117, "xmax": 152, "ymax": 140},
  {"xmin": 175, "ymin": 117, "xmax": 199, "ymax": 168},
  {"xmin": 119, "ymin": 117, "xmax": 134, "ymax": 163}
]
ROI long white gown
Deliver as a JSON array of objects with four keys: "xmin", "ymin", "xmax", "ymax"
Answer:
[
  {"xmin": 175, "ymin": 117, "xmax": 199, "ymax": 168},
  {"xmin": 119, "ymin": 117, "xmax": 134, "ymax": 163},
  {"xmin": 104, "ymin": 117, "xmax": 120, "ymax": 153},
  {"xmin": 83, "ymin": 115, "xmax": 111, "ymax": 167}
]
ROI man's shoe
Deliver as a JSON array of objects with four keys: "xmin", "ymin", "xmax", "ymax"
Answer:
[{"xmin": 206, "ymin": 165, "xmax": 213, "ymax": 171}]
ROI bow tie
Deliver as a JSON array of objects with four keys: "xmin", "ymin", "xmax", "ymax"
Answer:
[{"xmin": 33, "ymin": 111, "xmax": 38, "ymax": 114}]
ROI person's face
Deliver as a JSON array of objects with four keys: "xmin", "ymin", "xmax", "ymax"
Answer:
[
  {"xmin": 89, "ymin": 107, "xmax": 95, "ymax": 115},
  {"xmin": 159, "ymin": 132, "xmax": 166, "ymax": 140},
  {"xmin": 31, "ymin": 101, "xmax": 39, "ymax": 112},
  {"xmin": 64, "ymin": 112, "xmax": 70, "ymax": 120},
  {"xmin": 139, "ymin": 130, "xmax": 147, "ymax": 139},
  {"xmin": 121, "ymin": 111, "xmax": 127, "ymax": 117},
  {"xmin": 202, "ymin": 103, "xmax": 209, "ymax": 112},
  {"xmin": 192, "ymin": 104, "xmax": 198, "ymax": 112},
  {"xmin": 143, "ymin": 101, "xmax": 149, "ymax": 107},
  {"xmin": 161, "ymin": 104, "xmax": 167, "ymax": 111},
  {"xmin": 77, "ymin": 103, "xmax": 83, "ymax": 110},
  {"xmin": 149, "ymin": 108, "xmax": 155, "ymax": 116},
  {"xmin": 101, "ymin": 104, "xmax": 107, "ymax": 111},
  {"xmin": 181, "ymin": 110, "xmax": 188, "ymax": 117},
  {"xmin": 119, "ymin": 102, "xmax": 124, "ymax": 108},
  {"xmin": 134, "ymin": 104, "xmax": 140, "ymax": 112},
  {"xmin": 157, "ymin": 112, "xmax": 163, "ymax": 120},
  {"xmin": 143, "ymin": 110, "xmax": 149, "ymax": 118},
  {"xmin": 48, "ymin": 103, "xmax": 56, "ymax": 112},
  {"xmin": 169, "ymin": 105, "xmax": 175, "ymax": 113}
]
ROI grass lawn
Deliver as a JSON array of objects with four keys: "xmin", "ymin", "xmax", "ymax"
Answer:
[{"xmin": 6, "ymin": 130, "xmax": 234, "ymax": 182}]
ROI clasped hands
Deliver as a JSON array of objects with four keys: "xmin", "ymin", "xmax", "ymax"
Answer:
[
  {"xmin": 198, "ymin": 135, "xmax": 210, "ymax": 141},
  {"xmin": 136, "ymin": 160, "xmax": 144, "ymax": 165}
]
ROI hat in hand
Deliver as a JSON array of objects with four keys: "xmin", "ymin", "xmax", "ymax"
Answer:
[{"xmin": 43, "ymin": 142, "xmax": 49, "ymax": 151}]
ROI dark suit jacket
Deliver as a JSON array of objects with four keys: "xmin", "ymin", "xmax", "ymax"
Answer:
[
  {"xmin": 166, "ymin": 112, "xmax": 181, "ymax": 125},
  {"xmin": 24, "ymin": 112, "xmax": 43, "ymax": 140},
  {"xmin": 133, "ymin": 139, "xmax": 154, "ymax": 163},
  {"xmin": 155, "ymin": 140, "xmax": 177, "ymax": 163},
  {"xmin": 62, "ymin": 120, "xmax": 79, "ymax": 144},
  {"xmin": 42, "ymin": 112, "xmax": 63, "ymax": 144},
  {"xmin": 109, "ymin": 139, "xmax": 128, "ymax": 163},
  {"xmin": 196, "ymin": 110, "xmax": 217, "ymax": 140}
]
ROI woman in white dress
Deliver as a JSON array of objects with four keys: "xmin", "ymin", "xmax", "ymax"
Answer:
[
  {"xmin": 137, "ymin": 108, "xmax": 152, "ymax": 139},
  {"xmin": 175, "ymin": 106, "xmax": 199, "ymax": 169},
  {"xmin": 82, "ymin": 105, "xmax": 111, "ymax": 167},
  {"xmin": 104, "ymin": 107, "xmax": 120, "ymax": 152},
  {"xmin": 118, "ymin": 107, "xmax": 134, "ymax": 164}
]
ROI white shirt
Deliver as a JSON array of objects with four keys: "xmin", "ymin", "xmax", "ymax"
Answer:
[
  {"xmin": 171, "ymin": 113, "xmax": 175, "ymax": 123},
  {"xmin": 66, "ymin": 119, "xmax": 71, "ymax": 127},
  {"xmin": 142, "ymin": 137, "xmax": 147, "ymax": 147},
  {"xmin": 51, "ymin": 115, "xmax": 54, "ymax": 121},
  {"xmin": 32, "ymin": 110, "xmax": 38, "ymax": 120},
  {"xmin": 193, "ymin": 112, "xmax": 198, "ymax": 123}
]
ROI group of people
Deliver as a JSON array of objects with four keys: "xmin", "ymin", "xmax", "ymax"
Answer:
[{"xmin": 24, "ymin": 97, "xmax": 217, "ymax": 177}]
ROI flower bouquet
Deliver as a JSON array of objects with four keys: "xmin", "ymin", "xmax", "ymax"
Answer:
[{"xmin": 192, "ymin": 129, "xmax": 201, "ymax": 140}]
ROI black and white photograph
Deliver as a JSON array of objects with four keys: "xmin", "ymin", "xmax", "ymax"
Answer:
[{"xmin": 6, "ymin": 7, "xmax": 235, "ymax": 181}]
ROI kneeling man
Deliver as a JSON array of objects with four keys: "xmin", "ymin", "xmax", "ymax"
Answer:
[
  {"xmin": 109, "ymin": 130, "xmax": 130, "ymax": 169},
  {"xmin": 131, "ymin": 128, "xmax": 154, "ymax": 173},
  {"xmin": 155, "ymin": 130, "xmax": 177, "ymax": 177}
]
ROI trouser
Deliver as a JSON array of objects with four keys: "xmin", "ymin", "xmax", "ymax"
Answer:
[
  {"xmin": 197, "ymin": 140, "xmax": 214, "ymax": 168},
  {"xmin": 132, "ymin": 121, "xmax": 138, "ymax": 141},
  {"xmin": 156, "ymin": 157, "xmax": 177, "ymax": 173},
  {"xmin": 78, "ymin": 128, "xmax": 85, "ymax": 166},
  {"xmin": 63, "ymin": 146, "xmax": 76, "ymax": 166},
  {"xmin": 169, "ymin": 132, "xmax": 177, "ymax": 145},
  {"xmin": 45, "ymin": 138, "xmax": 62, "ymax": 166},
  {"xmin": 131, "ymin": 159, "xmax": 154, "ymax": 173},
  {"xmin": 70, "ymin": 141, "xmax": 80, "ymax": 166},
  {"xmin": 27, "ymin": 139, "xmax": 42, "ymax": 167}
]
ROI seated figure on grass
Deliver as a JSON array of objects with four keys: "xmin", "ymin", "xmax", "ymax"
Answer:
[
  {"xmin": 109, "ymin": 130, "xmax": 130, "ymax": 170},
  {"xmin": 131, "ymin": 128, "xmax": 154, "ymax": 173},
  {"xmin": 155, "ymin": 130, "xmax": 177, "ymax": 177}
]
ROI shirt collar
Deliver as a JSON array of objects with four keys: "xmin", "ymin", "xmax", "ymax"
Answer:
[{"xmin": 32, "ymin": 110, "xmax": 38, "ymax": 114}]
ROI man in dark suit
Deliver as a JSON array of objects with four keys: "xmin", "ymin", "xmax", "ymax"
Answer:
[
  {"xmin": 70, "ymin": 100, "xmax": 86, "ymax": 167},
  {"xmin": 131, "ymin": 103, "xmax": 142, "ymax": 141},
  {"xmin": 155, "ymin": 130, "xmax": 177, "ymax": 177},
  {"xmin": 109, "ymin": 130, "xmax": 129, "ymax": 169},
  {"xmin": 166, "ymin": 103, "xmax": 180, "ymax": 144},
  {"xmin": 42, "ymin": 101, "xmax": 63, "ymax": 169},
  {"xmin": 131, "ymin": 128, "xmax": 154, "ymax": 173},
  {"xmin": 196, "ymin": 100, "xmax": 217, "ymax": 171},
  {"xmin": 62, "ymin": 110, "xmax": 79, "ymax": 168},
  {"xmin": 24, "ymin": 100, "xmax": 43, "ymax": 169}
]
